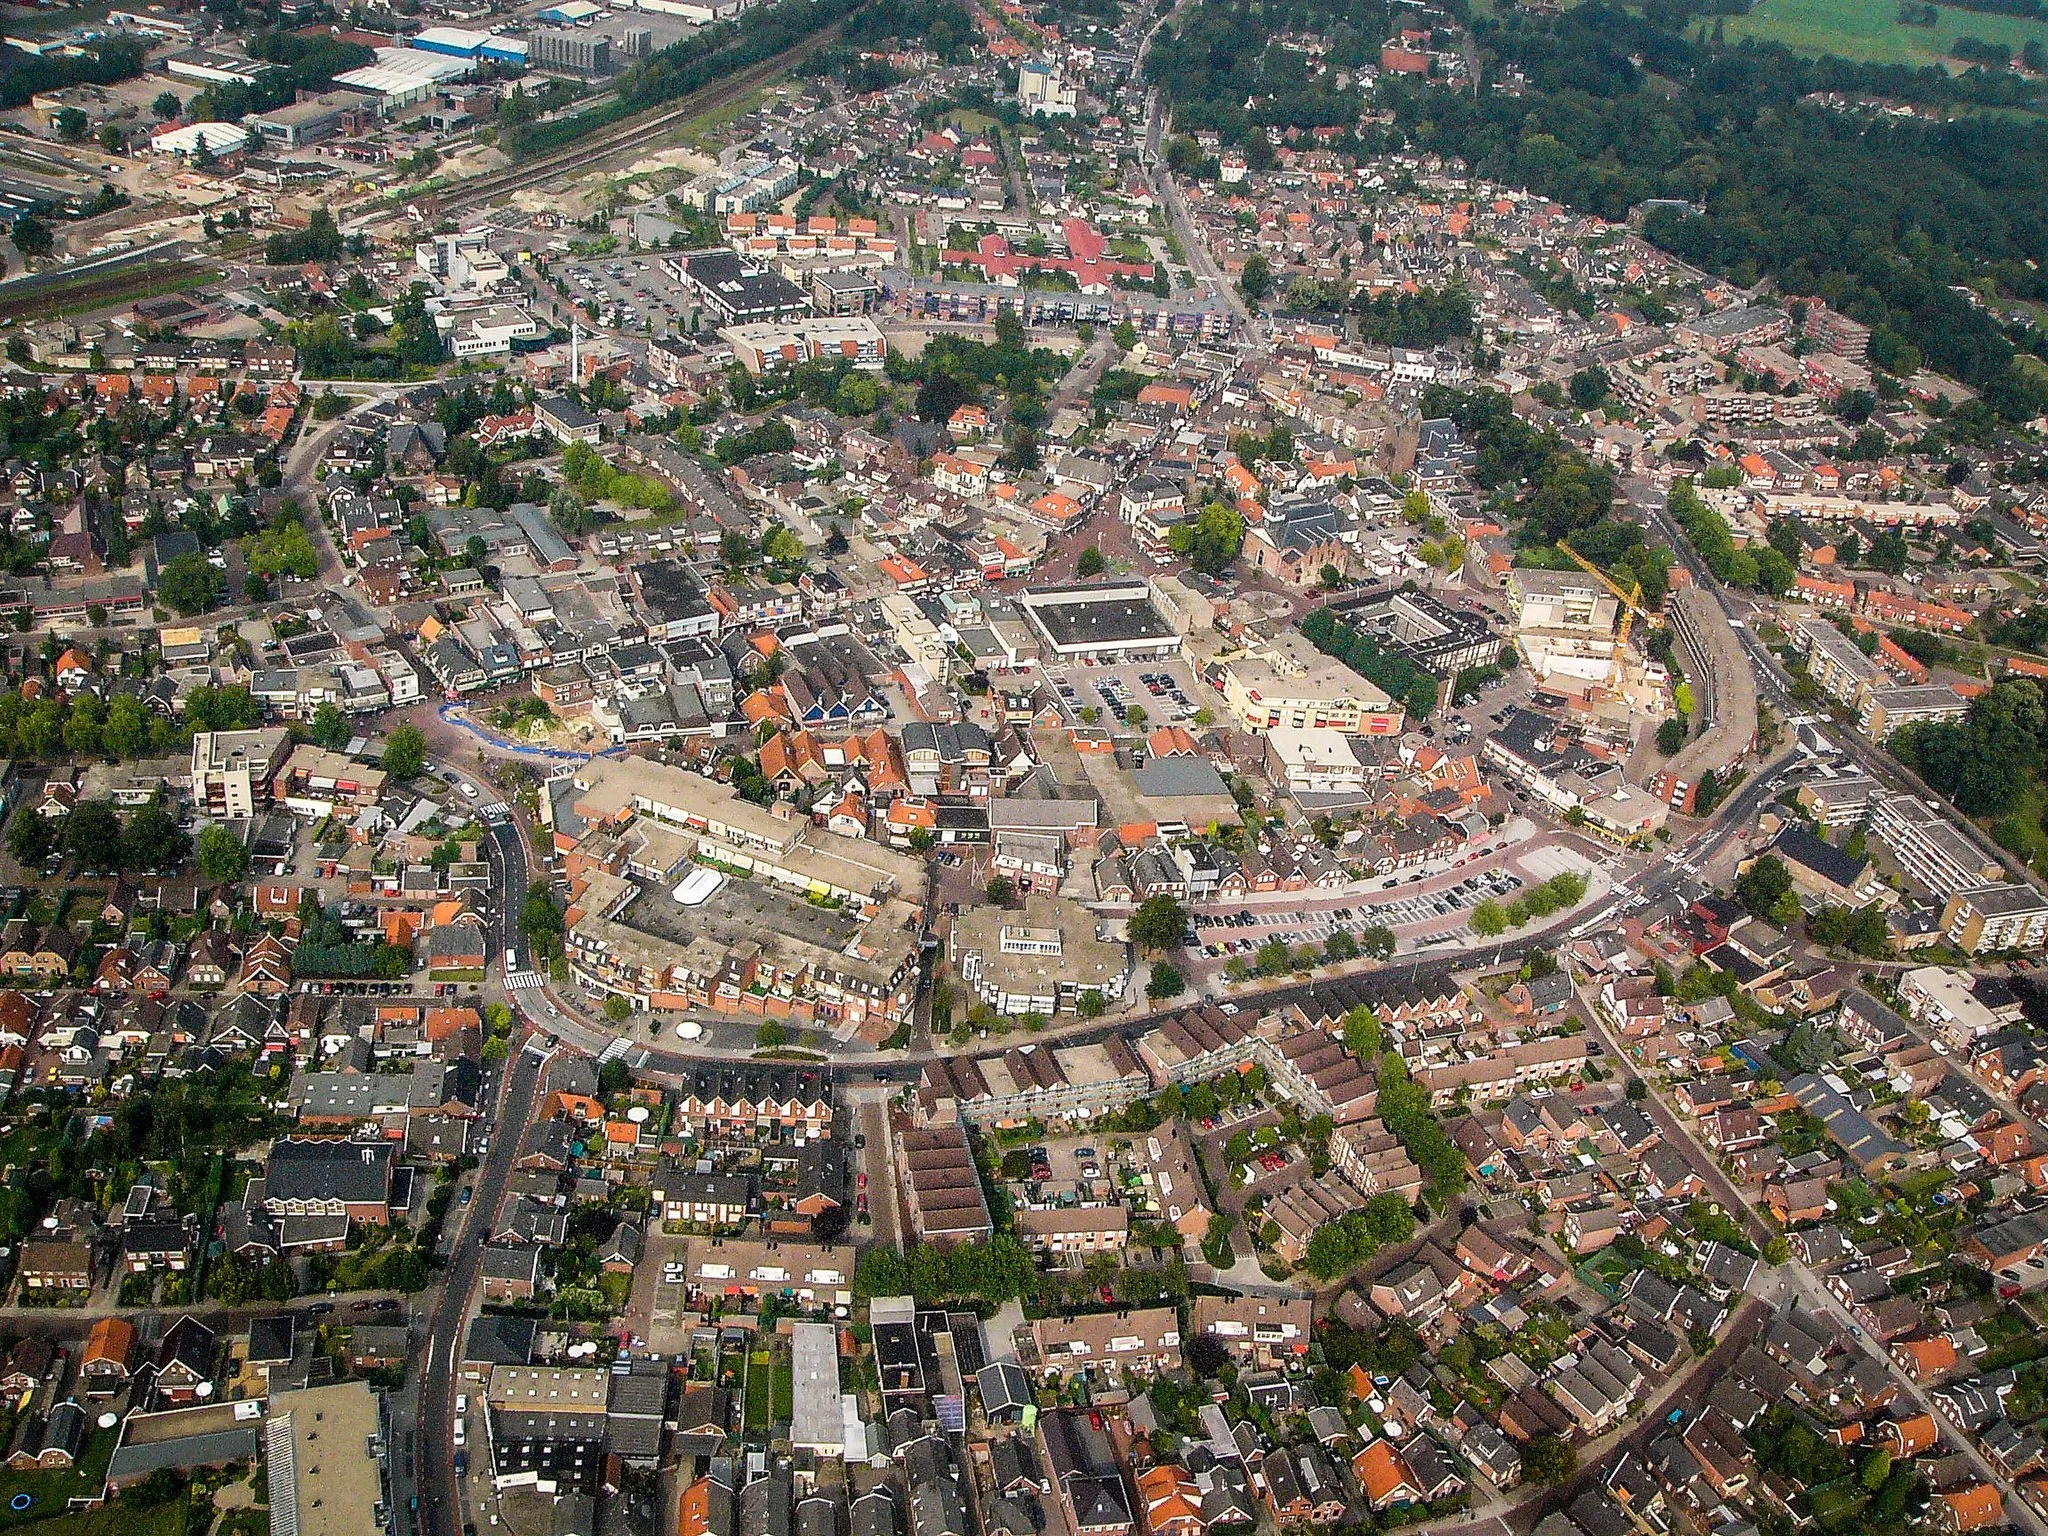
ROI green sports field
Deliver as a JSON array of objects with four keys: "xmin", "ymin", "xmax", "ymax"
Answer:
[{"xmin": 1725, "ymin": 0, "xmax": 2048, "ymax": 67}]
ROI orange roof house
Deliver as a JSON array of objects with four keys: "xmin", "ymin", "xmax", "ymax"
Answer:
[
  {"xmin": 1890, "ymin": 1335, "xmax": 1958, "ymax": 1381},
  {"xmin": 1135, "ymin": 1465, "xmax": 1204, "ymax": 1536},
  {"xmin": 82, "ymin": 1316, "xmax": 137, "ymax": 1379},
  {"xmin": 678, "ymin": 1477, "xmax": 711, "ymax": 1536},
  {"xmin": 382, "ymin": 909, "xmax": 425, "ymax": 948},
  {"xmin": 424, "ymin": 1006, "xmax": 481, "ymax": 1042},
  {"xmin": 1352, "ymin": 1440, "xmax": 1421, "ymax": 1510},
  {"xmin": 1882, "ymin": 1412, "xmax": 1940, "ymax": 1458},
  {"xmin": 1935, "ymin": 1484, "xmax": 2003, "ymax": 1533}
]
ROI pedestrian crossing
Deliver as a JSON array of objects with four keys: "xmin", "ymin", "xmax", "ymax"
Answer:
[
  {"xmin": 479, "ymin": 801, "xmax": 511, "ymax": 822},
  {"xmin": 505, "ymin": 970, "xmax": 543, "ymax": 990}
]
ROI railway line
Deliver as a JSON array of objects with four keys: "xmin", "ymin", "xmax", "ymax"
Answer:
[{"xmin": 434, "ymin": 24, "xmax": 846, "ymax": 214}]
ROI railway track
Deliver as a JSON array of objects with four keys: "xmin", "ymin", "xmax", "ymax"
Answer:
[{"xmin": 435, "ymin": 25, "xmax": 843, "ymax": 213}]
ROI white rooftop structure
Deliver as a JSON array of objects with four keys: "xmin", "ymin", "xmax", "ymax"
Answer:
[
  {"xmin": 790, "ymin": 1321, "xmax": 842, "ymax": 1456},
  {"xmin": 149, "ymin": 121, "xmax": 250, "ymax": 156},
  {"xmin": 333, "ymin": 47, "xmax": 473, "ymax": 106}
]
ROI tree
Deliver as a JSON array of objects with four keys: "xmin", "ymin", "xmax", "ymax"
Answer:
[
  {"xmin": 1521, "ymin": 1434, "xmax": 1578, "ymax": 1488},
  {"xmin": 1359, "ymin": 925, "xmax": 1396, "ymax": 960},
  {"xmin": 833, "ymin": 374, "xmax": 878, "ymax": 415},
  {"xmin": 309, "ymin": 703, "xmax": 351, "ymax": 751},
  {"xmin": 1076, "ymin": 546, "xmax": 1107, "ymax": 578},
  {"xmin": 7, "ymin": 812, "xmax": 54, "ymax": 868},
  {"xmin": 1343, "ymin": 1006, "xmax": 1382, "ymax": 1060},
  {"xmin": 66, "ymin": 801, "xmax": 123, "ymax": 874},
  {"xmin": 381, "ymin": 724, "xmax": 426, "ymax": 779},
  {"xmin": 53, "ymin": 107, "xmax": 88, "ymax": 142},
  {"xmin": 1129, "ymin": 895, "xmax": 1188, "ymax": 954},
  {"xmin": 1763, "ymin": 1236, "xmax": 1790, "ymax": 1265},
  {"xmin": 196, "ymin": 824, "xmax": 250, "ymax": 884},
  {"xmin": 603, "ymin": 995, "xmax": 632, "ymax": 1024},
  {"xmin": 757, "ymin": 1020, "xmax": 788, "ymax": 1048},
  {"xmin": 1237, "ymin": 255, "xmax": 1272, "ymax": 308},
  {"xmin": 158, "ymin": 552, "xmax": 220, "ymax": 616},
  {"xmin": 152, "ymin": 90, "xmax": 181, "ymax": 121},
  {"xmin": 1626, "ymin": 1077, "xmax": 1649, "ymax": 1102},
  {"xmin": 102, "ymin": 695, "xmax": 150, "ymax": 759},
  {"xmin": 1471, "ymin": 899, "xmax": 1508, "ymax": 937},
  {"xmin": 122, "ymin": 800, "xmax": 186, "ymax": 873},
  {"xmin": 1568, "ymin": 365, "xmax": 1610, "ymax": 409},
  {"xmin": 1186, "ymin": 1331, "xmax": 1230, "ymax": 1378},
  {"xmin": 1656, "ymin": 716, "xmax": 1687, "ymax": 754},
  {"xmin": 97, "ymin": 123, "xmax": 123, "ymax": 153},
  {"xmin": 985, "ymin": 875, "xmax": 1017, "ymax": 907},
  {"xmin": 1112, "ymin": 319, "xmax": 1137, "ymax": 352},
  {"xmin": 1146, "ymin": 962, "xmax": 1186, "ymax": 1001},
  {"xmin": 1735, "ymin": 855, "xmax": 1793, "ymax": 918},
  {"xmin": 10, "ymin": 216, "xmax": 50, "ymax": 258},
  {"xmin": 464, "ymin": 534, "xmax": 489, "ymax": 570},
  {"xmin": 1860, "ymin": 1448, "xmax": 1892, "ymax": 1492},
  {"xmin": 1168, "ymin": 501, "xmax": 1246, "ymax": 575}
]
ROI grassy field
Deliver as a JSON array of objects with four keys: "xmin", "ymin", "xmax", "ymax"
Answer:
[
  {"xmin": 0, "ymin": 1432, "xmax": 117, "ymax": 1529},
  {"xmin": 1726, "ymin": 0, "xmax": 2048, "ymax": 67},
  {"xmin": 678, "ymin": 86, "xmax": 775, "ymax": 151},
  {"xmin": 743, "ymin": 1348, "xmax": 772, "ymax": 1432},
  {"xmin": 0, "ymin": 1501, "xmax": 186, "ymax": 1536}
]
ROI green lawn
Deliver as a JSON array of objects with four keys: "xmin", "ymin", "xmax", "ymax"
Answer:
[
  {"xmin": 743, "ymin": 1348, "xmax": 773, "ymax": 1432},
  {"xmin": 771, "ymin": 1355, "xmax": 794, "ymax": 1422},
  {"xmin": 0, "ymin": 1430, "xmax": 117, "ymax": 1527},
  {"xmin": 0, "ymin": 1499, "xmax": 186, "ymax": 1536},
  {"xmin": 1727, "ymin": 0, "xmax": 2048, "ymax": 67}
]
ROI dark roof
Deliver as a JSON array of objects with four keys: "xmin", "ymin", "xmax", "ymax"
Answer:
[
  {"xmin": 1771, "ymin": 824, "xmax": 1868, "ymax": 893},
  {"xmin": 264, "ymin": 1139, "xmax": 393, "ymax": 1205},
  {"xmin": 463, "ymin": 1313, "xmax": 537, "ymax": 1367}
]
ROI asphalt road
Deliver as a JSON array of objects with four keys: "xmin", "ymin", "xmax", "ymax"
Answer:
[{"xmin": 414, "ymin": 1045, "xmax": 541, "ymax": 1536}]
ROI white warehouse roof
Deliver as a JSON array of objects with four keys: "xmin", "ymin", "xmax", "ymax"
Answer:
[
  {"xmin": 148, "ymin": 121, "xmax": 250, "ymax": 155},
  {"xmin": 333, "ymin": 47, "xmax": 474, "ymax": 95}
]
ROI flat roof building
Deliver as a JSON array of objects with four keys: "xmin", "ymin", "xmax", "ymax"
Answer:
[
  {"xmin": 1221, "ymin": 631, "xmax": 1401, "ymax": 737},
  {"xmin": 191, "ymin": 728, "xmax": 291, "ymax": 820},
  {"xmin": 1943, "ymin": 882, "xmax": 2048, "ymax": 955},
  {"xmin": 1017, "ymin": 580, "xmax": 1182, "ymax": 661},
  {"xmin": 789, "ymin": 1322, "xmax": 842, "ymax": 1456},
  {"xmin": 251, "ymin": 89, "xmax": 371, "ymax": 148},
  {"xmin": 266, "ymin": 1382, "xmax": 384, "ymax": 1536}
]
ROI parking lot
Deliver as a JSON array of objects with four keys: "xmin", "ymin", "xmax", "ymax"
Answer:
[
  {"xmin": 561, "ymin": 254, "xmax": 694, "ymax": 338},
  {"xmin": 1045, "ymin": 654, "xmax": 1214, "ymax": 729},
  {"xmin": 1192, "ymin": 866, "xmax": 1525, "ymax": 958}
]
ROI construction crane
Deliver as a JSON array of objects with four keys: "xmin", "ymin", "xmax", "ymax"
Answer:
[{"xmin": 1556, "ymin": 540, "xmax": 1660, "ymax": 683}]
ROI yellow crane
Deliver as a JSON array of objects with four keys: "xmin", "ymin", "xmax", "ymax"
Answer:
[{"xmin": 1556, "ymin": 540, "xmax": 1660, "ymax": 682}]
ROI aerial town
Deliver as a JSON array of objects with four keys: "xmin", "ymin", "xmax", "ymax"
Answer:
[{"xmin": 0, "ymin": 8, "xmax": 2045, "ymax": 1536}]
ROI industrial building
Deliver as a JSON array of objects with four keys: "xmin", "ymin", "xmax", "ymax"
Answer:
[
  {"xmin": 148, "ymin": 121, "xmax": 254, "ymax": 159},
  {"xmin": 163, "ymin": 49, "xmax": 279, "ymax": 87},
  {"xmin": 527, "ymin": 28, "xmax": 611, "ymax": 75},
  {"xmin": 332, "ymin": 48, "xmax": 474, "ymax": 114},
  {"xmin": 251, "ymin": 89, "xmax": 373, "ymax": 149},
  {"xmin": 408, "ymin": 26, "xmax": 527, "ymax": 63}
]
